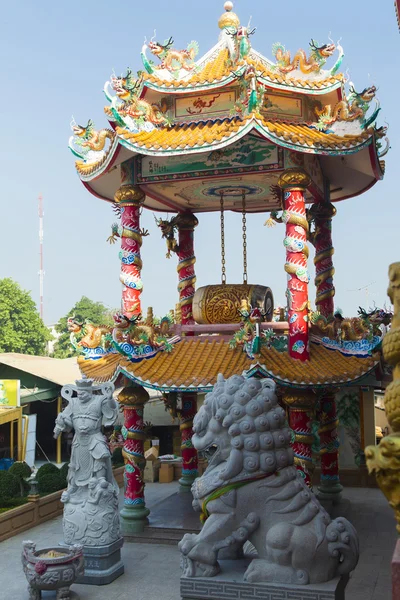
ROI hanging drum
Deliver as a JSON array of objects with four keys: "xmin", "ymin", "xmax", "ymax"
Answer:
[{"xmin": 193, "ymin": 284, "xmax": 274, "ymax": 325}]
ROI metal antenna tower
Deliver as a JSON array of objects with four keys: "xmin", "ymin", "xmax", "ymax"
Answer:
[{"xmin": 38, "ymin": 194, "xmax": 44, "ymax": 321}]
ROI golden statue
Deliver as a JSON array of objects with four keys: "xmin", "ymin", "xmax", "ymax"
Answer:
[{"xmin": 365, "ymin": 262, "xmax": 400, "ymax": 532}]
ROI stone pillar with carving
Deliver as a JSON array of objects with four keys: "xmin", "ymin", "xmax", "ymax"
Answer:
[
  {"xmin": 365, "ymin": 263, "xmax": 400, "ymax": 595},
  {"xmin": 316, "ymin": 390, "xmax": 343, "ymax": 502},
  {"xmin": 366, "ymin": 262, "xmax": 400, "ymax": 528},
  {"xmin": 174, "ymin": 212, "xmax": 199, "ymax": 325},
  {"xmin": 118, "ymin": 385, "xmax": 150, "ymax": 534},
  {"xmin": 178, "ymin": 393, "xmax": 199, "ymax": 493},
  {"xmin": 283, "ymin": 389, "xmax": 315, "ymax": 488},
  {"xmin": 278, "ymin": 169, "xmax": 311, "ymax": 361},
  {"xmin": 114, "ymin": 161, "xmax": 146, "ymax": 319}
]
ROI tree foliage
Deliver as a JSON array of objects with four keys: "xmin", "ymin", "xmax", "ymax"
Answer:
[
  {"xmin": 0, "ymin": 278, "xmax": 51, "ymax": 355},
  {"xmin": 52, "ymin": 296, "xmax": 115, "ymax": 358}
]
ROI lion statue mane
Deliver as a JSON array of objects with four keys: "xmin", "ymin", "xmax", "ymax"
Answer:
[{"xmin": 179, "ymin": 374, "xmax": 359, "ymax": 585}]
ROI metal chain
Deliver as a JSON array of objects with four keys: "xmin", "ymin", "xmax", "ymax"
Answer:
[
  {"xmin": 220, "ymin": 192, "xmax": 226, "ymax": 284},
  {"xmin": 242, "ymin": 191, "xmax": 248, "ymax": 285}
]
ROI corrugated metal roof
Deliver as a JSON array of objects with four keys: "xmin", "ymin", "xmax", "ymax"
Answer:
[{"xmin": 0, "ymin": 353, "xmax": 81, "ymax": 387}]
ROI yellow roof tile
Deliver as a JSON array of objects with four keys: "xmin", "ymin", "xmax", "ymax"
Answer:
[
  {"xmin": 77, "ymin": 339, "xmax": 378, "ymax": 390},
  {"xmin": 144, "ymin": 49, "xmax": 231, "ymax": 88},
  {"xmin": 143, "ymin": 50, "xmax": 343, "ymax": 92},
  {"xmin": 116, "ymin": 116, "xmax": 371, "ymax": 154}
]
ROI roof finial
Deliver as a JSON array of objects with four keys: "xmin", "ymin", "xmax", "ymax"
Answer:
[{"xmin": 219, "ymin": 1, "xmax": 240, "ymax": 29}]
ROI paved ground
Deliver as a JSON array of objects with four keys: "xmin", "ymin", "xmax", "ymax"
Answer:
[{"xmin": 1, "ymin": 483, "xmax": 396, "ymax": 600}]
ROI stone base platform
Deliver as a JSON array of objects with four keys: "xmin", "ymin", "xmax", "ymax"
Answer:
[
  {"xmin": 76, "ymin": 537, "xmax": 124, "ymax": 585},
  {"xmin": 181, "ymin": 559, "xmax": 349, "ymax": 600}
]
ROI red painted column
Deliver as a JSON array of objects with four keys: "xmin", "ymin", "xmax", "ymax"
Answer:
[
  {"xmin": 114, "ymin": 160, "xmax": 146, "ymax": 319},
  {"xmin": 317, "ymin": 392, "xmax": 343, "ymax": 501},
  {"xmin": 118, "ymin": 385, "xmax": 150, "ymax": 534},
  {"xmin": 278, "ymin": 170, "xmax": 311, "ymax": 361},
  {"xmin": 178, "ymin": 393, "xmax": 199, "ymax": 492},
  {"xmin": 174, "ymin": 213, "xmax": 199, "ymax": 325},
  {"xmin": 308, "ymin": 203, "xmax": 336, "ymax": 318},
  {"xmin": 283, "ymin": 390, "xmax": 315, "ymax": 487}
]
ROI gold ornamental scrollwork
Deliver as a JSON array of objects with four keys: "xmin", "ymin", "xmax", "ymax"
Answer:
[
  {"xmin": 174, "ymin": 212, "xmax": 199, "ymax": 231},
  {"xmin": 282, "ymin": 389, "xmax": 316, "ymax": 409},
  {"xmin": 114, "ymin": 184, "xmax": 146, "ymax": 205},
  {"xmin": 117, "ymin": 385, "xmax": 150, "ymax": 406},
  {"xmin": 278, "ymin": 169, "xmax": 311, "ymax": 191},
  {"xmin": 366, "ymin": 262, "xmax": 400, "ymax": 532},
  {"xmin": 202, "ymin": 284, "xmax": 253, "ymax": 324}
]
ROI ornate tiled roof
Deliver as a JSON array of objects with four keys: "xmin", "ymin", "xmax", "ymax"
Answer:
[
  {"xmin": 117, "ymin": 114, "xmax": 373, "ymax": 156},
  {"xmin": 77, "ymin": 338, "xmax": 378, "ymax": 392},
  {"xmin": 142, "ymin": 48, "xmax": 344, "ymax": 94},
  {"xmin": 144, "ymin": 48, "xmax": 232, "ymax": 89}
]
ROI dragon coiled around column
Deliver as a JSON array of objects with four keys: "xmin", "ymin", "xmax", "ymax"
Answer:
[
  {"xmin": 307, "ymin": 203, "xmax": 337, "ymax": 310},
  {"xmin": 155, "ymin": 215, "xmax": 197, "ymax": 318},
  {"xmin": 266, "ymin": 209, "xmax": 310, "ymax": 283},
  {"xmin": 107, "ymin": 217, "xmax": 149, "ymax": 290}
]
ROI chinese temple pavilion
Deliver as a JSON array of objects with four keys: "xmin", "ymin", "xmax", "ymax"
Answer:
[{"xmin": 68, "ymin": 2, "xmax": 389, "ymax": 534}]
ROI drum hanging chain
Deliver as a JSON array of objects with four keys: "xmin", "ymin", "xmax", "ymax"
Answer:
[
  {"xmin": 220, "ymin": 192, "xmax": 226, "ymax": 284},
  {"xmin": 242, "ymin": 191, "xmax": 248, "ymax": 285}
]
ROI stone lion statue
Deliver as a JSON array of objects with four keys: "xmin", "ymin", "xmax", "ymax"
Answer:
[{"xmin": 179, "ymin": 374, "xmax": 359, "ymax": 585}]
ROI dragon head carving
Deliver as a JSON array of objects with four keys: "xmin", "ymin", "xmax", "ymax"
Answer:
[
  {"xmin": 110, "ymin": 68, "xmax": 141, "ymax": 100},
  {"xmin": 67, "ymin": 315, "xmax": 83, "ymax": 333},
  {"xmin": 193, "ymin": 374, "xmax": 293, "ymax": 483},
  {"xmin": 309, "ymin": 39, "xmax": 336, "ymax": 59},
  {"xmin": 113, "ymin": 312, "xmax": 140, "ymax": 329},
  {"xmin": 71, "ymin": 119, "xmax": 94, "ymax": 139},
  {"xmin": 349, "ymin": 84, "xmax": 377, "ymax": 103},
  {"xmin": 148, "ymin": 36, "xmax": 174, "ymax": 58}
]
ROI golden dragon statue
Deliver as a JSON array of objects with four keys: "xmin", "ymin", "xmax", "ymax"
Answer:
[
  {"xmin": 310, "ymin": 310, "xmax": 370, "ymax": 342},
  {"xmin": 104, "ymin": 69, "xmax": 167, "ymax": 126},
  {"xmin": 71, "ymin": 119, "xmax": 114, "ymax": 151},
  {"xmin": 315, "ymin": 85, "xmax": 378, "ymax": 128},
  {"xmin": 67, "ymin": 317, "xmax": 112, "ymax": 350},
  {"xmin": 111, "ymin": 312, "xmax": 173, "ymax": 350},
  {"xmin": 272, "ymin": 39, "xmax": 337, "ymax": 75},
  {"xmin": 147, "ymin": 36, "xmax": 199, "ymax": 72},
  {"xmin": 154, "ymin": 216, "xmax": 180, "ymax": 258},
  {"xmin": 68, "ymin": 119, "xmax": 115, "ymax": 164}
]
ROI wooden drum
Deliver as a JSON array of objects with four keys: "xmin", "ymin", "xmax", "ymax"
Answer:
[{"xmin": 192, "ymin": 284, "xmax": 274, "ymax": 324}]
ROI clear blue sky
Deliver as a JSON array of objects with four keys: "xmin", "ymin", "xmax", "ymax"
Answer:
[{"xmin": 0, "ymin": 1, "xmax": 398, "ymax": 325}]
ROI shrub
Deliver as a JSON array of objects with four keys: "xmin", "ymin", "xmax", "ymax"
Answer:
[
  {"xmin": 36, "ymin": 463, "xmax": 60, "ymax": 480},
  {"xmin": 37, "ymin": 473, "xmax": 66, "ymax": 495},
  {"xmin": 0, "ymin": 471, "xmax": 20, "ymax": 503},
  {"xmin": 111, "ymin": 447, "xmax": 124, "ymax": 468},
  {"xmin": 8, "ymin": 461, "xmax": 32, "ymax": 496}
]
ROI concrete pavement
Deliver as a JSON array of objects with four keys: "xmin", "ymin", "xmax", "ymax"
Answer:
[{"xmin": 0, "ymin": 484, "xmax": 396, "ymax": 600}]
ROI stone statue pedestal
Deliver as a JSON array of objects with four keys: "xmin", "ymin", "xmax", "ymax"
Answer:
[
  {"xmin": 181, "ymin": 559, "xmax": 349, "ymax": 600},
  {"xmin": 75, "ymin": 537, "xmax": 124, "ymax": 585}
]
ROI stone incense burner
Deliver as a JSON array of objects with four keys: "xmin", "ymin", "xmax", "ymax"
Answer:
[{"xmin": 21, "ymin": 541, "xmax": 84, "ymax": 600}]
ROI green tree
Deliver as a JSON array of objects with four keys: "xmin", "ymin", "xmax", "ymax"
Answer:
[
  {"xmin": 0, "ymin": 278, "xmax": 51, "ymax": 355},
  {"xmin": 52, "ymin": 296, "xmax": 115, "ymax": 358}
]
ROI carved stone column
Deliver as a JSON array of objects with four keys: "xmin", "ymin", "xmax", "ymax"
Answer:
[
  {"xmin": 278, "ymin": 169, "xmax": 311, "ymax": 361},
  {"xmin": 178, "ymin": 393, "xmax": 199, "ymax": 493},
  {"xmin": 118, "ymin": 385, "xmax": 150, "ymax": 534},
  {"xmin": 308, "ymin": 202, "xmax": 337, "ymax": 318},
  {"xmin": 174, "ymin": 212, "xmax": 199, "ymax": 325},
  {"xmin": 366, "ymin": 262, "xmax": 400, "ymax": 532},
  {"xmin": 316, "ymin": 390, "xmax": 343, "ymax": 502},
  {"xmin": 282, "ymin": 388, "xmax": 315, "ymax": 488},
  {"xmin": 114, "ymin": 162, "xmax": 146, "ymax": 319}
]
